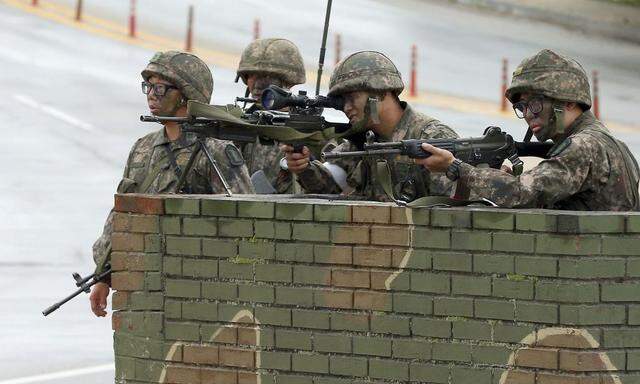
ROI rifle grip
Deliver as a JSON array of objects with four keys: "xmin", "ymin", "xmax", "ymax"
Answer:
[{"xmin": 293, "ymin": 143, "xmax": 304, "ymax": 154}]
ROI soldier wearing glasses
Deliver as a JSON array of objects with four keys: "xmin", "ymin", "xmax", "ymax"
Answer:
[
  {"xmin": 416, "ymin": 49, "xmax": 639, "ymax": 211},
  {"xmin": 89, "ymin": 51, "xmax": 252, "ymax": 317}
]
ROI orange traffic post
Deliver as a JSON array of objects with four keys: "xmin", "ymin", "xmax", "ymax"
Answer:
[
  {"xmin": 75, "ymin": 0, "xmax": 83, "ymax": 21},
  {"xmin": 592, "ymin": 70, "xmax": 600, "ymax": 119},
  {"xmin": 253, "ymin": 18, "xmax": 260, "ymax": 40},
  {"xmin": 409, "ymin": 44, "xmax": 417, "ymax": 97},
  {"xmin": 501, "ymin": 58, "xmax": 508, "ymax": 112},
  {"xmin": 129, "ymin": 0, "xmax": 137, "ymax": 38},
  {"xmin": 185, "ymin": 5, "xmax": 194, "ymax": 52},
  {"xmin": 335, "ymin": 33, "xmax": 342, "ymax": 65},
  {"xmin": 32, "ymin": 0, "xmax": 37, "ymax": 6}
]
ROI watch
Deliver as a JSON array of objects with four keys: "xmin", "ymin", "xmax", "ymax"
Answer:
[{"xmin": 445, "ymin": 158, "xmax": 463, "ymax": 181}]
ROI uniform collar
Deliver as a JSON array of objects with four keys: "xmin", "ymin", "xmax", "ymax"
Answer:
[
  {"xmin": 152, "ymin": 124, "xmax": 198, "ymax": 149},
  {"xmin": 553, "ymin": 110, "xmax": 595, "ymax": 142}
]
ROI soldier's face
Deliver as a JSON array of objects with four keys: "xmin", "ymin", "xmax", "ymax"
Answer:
[
  {"xmin": 146, "ymin": 76, "xmax": 184, "ymax": 117},
  {"xmin": 519, "ymin": 93, "xmax": 554, "ymax": 141},
  {"xmin": 343, "ymin": 91, "xmax": 370, "ymax": 126},
  {"xmin": 246, "ymin": 73, "xmax": 286, "ymax": 102}
]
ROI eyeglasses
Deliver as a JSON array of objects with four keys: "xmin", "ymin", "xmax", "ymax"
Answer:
[
  {"xmin": 141, "ymin": 81, "xmax": 178, "ymax": 97},
  {"xmin": 512, "ymin": 96, "xmax": 545, "ymax": 119}
]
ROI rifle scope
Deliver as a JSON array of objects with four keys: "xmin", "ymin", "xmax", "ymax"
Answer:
[{"xmin": 261, "ymin": 85, "xmax": 344, "ymax": 111}]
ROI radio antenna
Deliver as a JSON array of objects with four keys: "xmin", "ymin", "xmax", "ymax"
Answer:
[{"xmin": 315, "ymin": 0, "xmax": 333, "ymax": 96}]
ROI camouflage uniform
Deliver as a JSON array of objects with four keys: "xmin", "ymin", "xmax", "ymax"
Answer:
[
  {"xmin": 235, "ymin": 38, "xmax": 306, "ymax": 193},
  {"xmin": 458, "ymin": 49, "xmax": 640, "ymax": 210},
  {"xmin": 93, "ymin": 51, "xmax": 253, "ymax": 275},
  {"xmin": 296, "ymin": 51, "xmax": 458, "ymax": 202}
]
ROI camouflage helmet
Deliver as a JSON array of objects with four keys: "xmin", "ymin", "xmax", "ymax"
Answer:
[
  {"xmin": 328, "ymin": 51, "xmax": 404, "ymax": 97},
  {"xmin": 236, "ymin": 38, "xmax": 306, "ymax": 86},
  {"xmin": 141, "ymin": 51, "xmax": 213, "ymax": 104},
  {"xmin": 506, "ymin": 49, "xmax": 591, "ymax": 109}
]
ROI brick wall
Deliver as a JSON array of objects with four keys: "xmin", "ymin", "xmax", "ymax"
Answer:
[{"xmin": 110, "ymin": 194, "xmax": 640, "ymax": 384}]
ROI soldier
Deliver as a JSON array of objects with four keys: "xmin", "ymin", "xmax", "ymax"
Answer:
[
  {"xmin": 416, "ymin": 49, "xmax": 640, "ymax": 210},
  {"xmin": 89, "ymin": 51, "xmax": 253, "ymax": 317},
  {"xmin": 235, "ymin": 38, "xmax": 306, "ymax": 193},
  {"xmin": 283, "ymin": 50, "xmax": 458, "ymax": 202}
]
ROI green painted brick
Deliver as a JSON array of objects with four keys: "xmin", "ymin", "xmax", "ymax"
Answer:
[
  {"xmin": 314, "ymin": 245, "xmax": 353, "ymax": 264},
  {"xmin": 329, "ymin": 356, "xmax": 366, "ymax": 377},
  {"xmin": 516, "ymin": 302, "xmax": 558, "ymax": 324},
  {"xmin": 604, "ymin": 329, "xmax": 640, "ymax": 347},
  {"xmin": 560, "ymin": 304, "xmax": 626, "ymax": 325},
  {"xmin": 256, "ymin": 263, "xmax": 292, "ymax": 283},
  {"xmin": 202, "ymin": 281, "xmax": 237, "ymax": 300},
  {"xmin": 493, "ymin": 323, "xmax": 535, "ymax": 343},
  {"xmin": 276, "ymin": 374, "xmax": 312, "ymax": 384},
  {"xmin": 432, "ymin": 342, "xmax": 472, "ymax": 362},
  {"xmin": 371, "ymin": 314, "xmax": 410, "ymax": 336},
  {"xmin": 412, "ymin": 228, "xmax": 451, "ymax": 249},
  {"xmin": 161, "ymin": 217, "xmax": 181, "ymax": 234},
  {"xmin": 276, "ymin": 243, "xmax": 313, "ymax": 263},
  {"xmin": 431, "ymin": 208, "xmax": 471, "ymax": 228},
  {"xmin": 182, "ymin": 217, "xmax": 217, "ymax": 236},
  {"xmin": 515, "ymin": 256, "xmax": 557, "ymax": 277},
  {"xmin": 130, "ymin": 292, "xmax": 163, "ymax": 311},
  {"xmin": 603, "ymin": 235, "xmax": 640, "ymax": 255},
  {"xmin": 473, "ymin": 210, "xmax": 514, "ymax": 230},
  {"xmin": 536, "ymin": 234, "xmax": 601, "ymax": 255},
  {"xmin": 255, "ymin": 307, "xmax": 291, "ymax": 326},
  {"xmin": 314, "ymin": 204, "xmax": 352, "ymax": 222},
  {"xmin": 115, "ymin": 356, "xmax": 135, "ymax": 380},
  {"xmin": 239, "ymin": 240, "xmax": 276, "ymax": 260},
  {"xmin": 165, "ymin": 198, "xmax": 199, "ymax": 215},
  {"xmin": 166, "ymin": 279, "xmax": 200, "ymax": 298},
  {"xmin": 276, "ymin": 329, "xmax": 312, "ymax": 350},
  {"xmin": 164, "ymin": 257, "xmax": 182, "ymax": 275},
  {"xmin": 144, "ymin": 234, "xmax": 161, "ymax": 253},
  {"xmin": 433, "ymin": 252, "xmax": 473, "ymax": 272},
  {"xmin": 201, "ymin": 200, "xmax": 236, "ymax": 216},
  {"xmin": 628, "ymin": 350, "xmax": 640, "ymax": 370},
  {"xmin": 292, "ymin": 223, "xmax": 330, "ymax": 242},
  {"xmin": 315, "ymin": 333, "xmax": 351, "ymax": 353},
  {"xmin": 394, "ymin": 248, "xmax": 431, "ymax": 270},
  {"xmin": 392, "ymin": 339, "xmax": 432, "ymax": 359},
  {"xmin": 473, "ymin": 345, "xmax": 512, "ymax": 365},
  {"xmin": 237, "ymin": 201, "xmax": 274, "ymax": 218},
  {"xmin": 292, "ymin": 354, "xmax": 328, "ymax": 374},
  {"xmin": 556, "ymin": 214, "xmax": 581, "ymax": 234},
  {"xmin": 353, "ymin": 336, "xmax": 391, "ymax": 357},
  {"xmin": 410, "ymin": 272, "xmax": 450, "ymax": 293},
  {"xmin": 145, "ymin": 271, "xmax": 162, "ymax": 291},
  {"xmin": 165, "ymin": 321, "xmax": 199, "ymax": 341},
  {"xmin": 261, "ymin": 351, "xmax": 291, "ymax": 370},
  {"xmin": 294, "ymin": 265, "xmax": 332, "ymax": 286},
  {"xmin": 630, "ymin": 305, "xmax": 640, "ymax": 325},
  {"xmin": 182, "ymin": 301, "xmax": 217, "ymax": 321},
  {"xmin": 434, "ymin": 297, "xmax": 474, "ymax": 317},
  {"xmin": 412, "ymin": 318, "xmax": 451, "ymax": 338},
  {"xmin": 474, "ymin": 254, "xmax": 514, "ymax": 274},
  {"xmin": 292, "ymin": 309, "xmax": 329, "ymax": 329},
  {"xmin": 628, "ymin": 259, "xmax": 640, "ymax": 277},
  {"xmin": 166, "ymin": 236, "xmax": 201, "ymax": 256},
  {"xmin": 535, "ymin": 281, "xmax": 599, "ymax": 303},
  {"xmin": 393, "ymin": 293, "xmax": 433, "ymax": 315},
  {"xmin": 559, "ymin": 258, "xmax": 626, "ymax": 279},
  {"xmin": 276, "ymin": 203, "xmax": 313, "ymax": 221},
  {"xmin": 628, "ymin": 216, "xmax": 640, "ymax": 233},
  {"xmin": 410, "ymin": 362, "xmax": 449, "ymax": 383},
  {"xmin": 475, "ymin": 299, "xmax": 515, "ymax": 321},
  {"xmin": 493, "ymin": 233, "xmax": 535, "ymax": 253},
  {"xmin": 331, "ymin": 312, "xmax": 369, "ymax": 332},
  {"xmin": 182, "ymin": 259, "xmax": 218, "ymax": 279},
  {"xmin": 164, "ymin": 300, "xmax": 181, "ymax": 318},
  {"xmin": 218, "ymin": 218, "xmax": 253, "ymax": 238},
  {"xmin": 274, "ymin": 222, "xmax": 292, "ymax": 240},
  {"xmin": 578, "ymin": 214, "xmax": 625, "ymax": 233},
  {"xmin": 217, "ymin": 303, "xmax": 253, "ymax": 322},
  {"xmin": 238, "ymin": 284, "xmax": 274, "ymax": 303},
  {"xmin": 451, "ymin": 230, "xmax": 491, "ymax": 251},
  {"xmin": 492, "ymin": 278, "xmax": 533, "ymax": 299},
  {"xmin": 515, "ymin": 211, "xmax": 557, "ymax": 232},
  {"xmin": 202, "ymin": 238, "xmax": 238, "ymax": 258},
  {"xmin": 276, "ymin": 286, "xmax": 314, "ymax": 307},
  {"xmin": 452, "ymin": 320, "xmax": 492, "ymax": 341},
  {"xmin": 452, "ymin": 275, "xmax": 491, "ymax": 296},
  {"xmin": 369, "ymin": 358, "xmax": 408, "ymax": 381},
  {"xmin": 254, "ymin": 220, "xmax": 275, "ymax": 239},
  {"xmin": 451, "ymin": 366, "xmax": 492, "ymax": 384},
  {"xmin": 218, "ymin": 260, "xmax": 253, "ymax": 280}
]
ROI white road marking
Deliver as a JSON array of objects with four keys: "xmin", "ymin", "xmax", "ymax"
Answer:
[
  {"xmin": 0, "ymin": 364, "xmax": 114, "ymax": 384},
  {"xmin": 13, "ymin": 94, "xmax": 96, "ymax": 132}
]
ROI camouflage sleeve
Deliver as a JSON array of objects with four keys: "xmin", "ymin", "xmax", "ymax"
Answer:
[
  {"xmin": 297, "ymin": 140, "xmax": 360, "ymax": 194},
  {"xmin": 200, "ymin": 138, "xmax": 254, "ymax": 194},
  {"xmin": 458, "ymin": 135, "xmax": 601, "ymax": 208},
  {"xmin": 420, "ymin": 121, "xmax": 458, "ymax": 196}
]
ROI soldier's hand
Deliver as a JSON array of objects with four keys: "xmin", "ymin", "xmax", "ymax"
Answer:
[
  {"xmin": 281, "ymin": 144, "xmax": 310, "ymax": 174},
  {"xmin": 90, "ymin": 282, "xmax": 110, "ymax": 317},
  {"xmin": 501, "ymin": 164, "xmax": 513, "ymax": 174},
  {"xmin": 414, "ymin": 143, "xmax": 455, "ymax": 172}
]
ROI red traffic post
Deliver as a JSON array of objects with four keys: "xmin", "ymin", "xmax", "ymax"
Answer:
[
  {"xmin": 409, "ymin": 44, "xmax": 417, "ymax": 98},
  {"xmin": 32, "ymin": 0, "xmax": 38, "ymax": 6},
  {"xmin": 334, "ymin": 33, "xmax": 342, "ymax": 66},
  {"xmin": 253, "ymin": 18, "xmax": 260, "ymax": 40},
  {"xmin": 75, "ymin": 0, "xmax": 83, "ymax": 21},
  {"xmin": 129, "ymin": 0, "xmax": 137, "ymax": 38},
  {"xmin": 501, "ymin": 58, "xmax": 508, "ymax": 112},
  {"xmin": 185, "ymin": 5, "xmax": 194, "ymax": 52},
  {"xmin": 592, "ymin": 70, "xmax": 600, "ymax": 119}
]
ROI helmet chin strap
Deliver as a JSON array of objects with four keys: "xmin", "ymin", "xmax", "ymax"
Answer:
[
  {"xmin": 348, "ymin": 96, "xmax": 381, "ymax": 134},
  {"xmin": 549, "ymin": 101, "xmax": 566, "ymax": 141}
]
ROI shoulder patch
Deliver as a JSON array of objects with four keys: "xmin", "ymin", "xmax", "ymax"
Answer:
[
  {"xmin": 549, "ymin": 138, "xmax": 572, "ymax": 157},
  {"xmin": 225, "ymin": 144, "xmax": 245, "ymax": 166}
]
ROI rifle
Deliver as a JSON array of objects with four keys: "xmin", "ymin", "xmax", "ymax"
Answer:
[
  {"xmin": 322, "ymin": 127, "xmax": 554, "ymax": 175},
  {"xmin": 42, "ymin": 265, "xmax": 112, "ymax": 316}
]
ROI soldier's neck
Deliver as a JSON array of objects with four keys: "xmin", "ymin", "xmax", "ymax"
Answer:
[
  {"xmin": 373, "ymin": 100, "xmax": 404, "ymax": 140},
  {"xmin": 164, "ymin": 107, "xmax": 188, "ymax": 142}
]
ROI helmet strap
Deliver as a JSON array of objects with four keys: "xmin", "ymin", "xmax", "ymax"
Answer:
[
  {"xmin": 551, "ymin": 101, "xmax": 566, "ymax": 138},
  {"xmin": 366, "ymin": 96, "xmax": 381, "ymax": 125}
]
